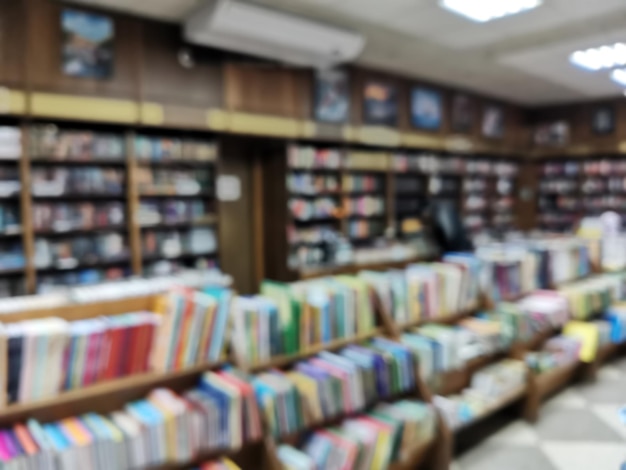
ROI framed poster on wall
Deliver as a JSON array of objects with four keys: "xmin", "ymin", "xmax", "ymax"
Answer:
[
  {"xmin": 61, "ymin": 9, "xmax": 115, "ymax": 79},
  {"xmin": 482, "ymin": 104, "xmax": 505, "ymax": 139},
  {"xmin": 314, "ymin": 69, "xmax": 350, "ymax": 124},
  {"xmin": 451, "ymin": 93, "xmax": 474, "ymax": 133},
  {"xmin": 411, "ymin": 87, "xmax": 443, "ymax": 130},
  {"xmin": 591, "ymin": 105, "xmax": 615, "ymax": 135},
  {"xmin": 363, "ymin": 80, "xmax": 398, "ymax": 126}
]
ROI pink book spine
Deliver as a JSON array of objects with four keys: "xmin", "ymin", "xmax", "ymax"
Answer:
[
  {"xmin": 0, "ymin": 432, "xmax": 12, "ymax": 462},
  {"xmin": 83, "ymin": 332, "xmax": 100, "ymax": 387}
]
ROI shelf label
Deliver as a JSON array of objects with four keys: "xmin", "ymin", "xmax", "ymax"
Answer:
[{"xmin": 217, "ymin": 175, "xmax": 241, "ymax": 202}]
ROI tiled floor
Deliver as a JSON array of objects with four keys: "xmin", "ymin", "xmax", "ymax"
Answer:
[{"xmin": 453, "ymin": 357, "xmax": 626, "ymax": 470}]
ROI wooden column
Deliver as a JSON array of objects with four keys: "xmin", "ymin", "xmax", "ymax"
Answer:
[
  {"xmin": 126, "ymin": 130, "xmax": 142, "ymax": 276},
  {"xmin": 19, "ymin": 123, "xmax": 35, "ymax": 294}
]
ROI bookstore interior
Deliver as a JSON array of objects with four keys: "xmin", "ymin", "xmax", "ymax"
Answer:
[{"xmin": 3, "ymin": 0, "xmax": 626, "ymax": 469}]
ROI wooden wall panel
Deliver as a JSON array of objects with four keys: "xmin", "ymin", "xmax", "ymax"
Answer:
[
  {"xmin": 0, "ymin": 1, "xmax": 26, "ymax": 87},
  {"xmin": 217, "ymin": 136, "xmax": 257, "ymax": 294},
  {"xmin": 140, "ymin": 21, "xmax": 222, "ymax": 108},
  {"xmin": 26, "ymin": 0, "xmax": 141, "ymax": 100},
  {"xmin": 224, "ymin": 63, "xmax": 310, "ymax": 118}
]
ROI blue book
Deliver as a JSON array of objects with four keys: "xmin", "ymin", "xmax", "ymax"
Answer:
[
  {"xmin": 203, "ymin": 287, "xmax": 233, "ymax": 361},
  {"xmin": 198, "ymin": 375, "xmax": 230, "ymax": 448}
]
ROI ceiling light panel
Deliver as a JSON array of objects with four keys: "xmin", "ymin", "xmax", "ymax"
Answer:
[
  {"xmin": 439, "ymin": 0, "xmax": 543, "ymax": 23},
  {"xmin": 611, "ymin": 68, "xmax": 626, "ymax": 86},
  {"xmin": 570, "ymin": 43, "xmax": 626, "ymax": 71}
]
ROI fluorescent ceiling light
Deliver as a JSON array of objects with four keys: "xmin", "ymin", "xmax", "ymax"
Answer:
[
  {"xmin": 611, "ymin": 68, "xmax": 626, "ymax": 86},
  {"xmin": 570, "ymin": 43, "xmax": 626, "ymax": 71},
  {"xmin": 439, "ymin": 0, "xmax": 543, "ymax": 23}
]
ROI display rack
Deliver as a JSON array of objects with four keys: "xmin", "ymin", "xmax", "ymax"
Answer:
[
  {"xmin": 266, "ymin": 143, "xmax": 524, "ymax": 283},
  {"xmin": 0, "ymin": 123, "xmax": 221, "ymax": 295}
]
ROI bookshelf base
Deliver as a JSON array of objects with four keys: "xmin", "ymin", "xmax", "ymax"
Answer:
[{"xmin": 523, "ymin": 362, "xmax": 581, "ymax": 423}]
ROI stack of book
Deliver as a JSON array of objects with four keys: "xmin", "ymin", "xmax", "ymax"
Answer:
[
  {"xmin": 250, "ymin": 338, "xmax": 419, "ymax": 438},
  {"xmin": 433, "ymin": 359, "xmax": 527, "ymax": 430},
  {"xmin": 342, "ymin": 175, "xmax": 384, "ymax": 192},
  {"xmin": 0, "ymin": 126, "xmax": 21, "ymax": 160},
  {"xmin": 0, "ymin": 378, "xmax": 261, "ymax": 470},
  {"xmin": 34, "ymin": 233, "xmax": 129, "ymax": 269},
  {"xmin": 344, "ymin": 196, "xmax": 385, "ymax": 217},
  {"xmin": 0, "ymin": 166, "xmax": 21, "ymax": 198},
  {"xmin": 31, "ymin": 167, "xmax": 125, "ymax": 197},
  {"xmin": 558, "ymin": 272, "xmax": 626, "ymax": 320},
  {"xmin": 524, "ymin": 335, "xmax": 582, "ymax": 373},
  {"xmin": 30, "ymin": 125, "xmax": 125, "ymax": 161},
  {"xmin": 151, "ymin": 286, "xmax": 232, "ymax": 371},
  {"xmin": 276, "ymin": 399, "xmax": 436, "ymax": 470},
  {"xmin": 37, "ymin": 267, "xmax": 129, "ymax": 292},
  {"xmin": 33, "ymin": 202, "xmax": 125, "ymax": 233},
  {"xmin": 287, "ymin": 173, "xmax": 339, "ymax": 195},
  {"xmin": 142, "ymin": 227, "xmax": 218, "ymax": 259},
  {"xmin": 230, "ymin": 278, "xmax": 376, "ymax": 365},
  {"xmin": 359, "ymin": 259, "xmax": 481, "ymax": 326},
  {"xmin": 5, "ymin": 313, "xmax": 158, "ymax": 404},
  {"xmin": 288, "ymin": 146, "xmax": 343, "ymax": 169},
  {"xmin": 136, "ymin": 167, "xmax": 212, "ymax": 196},
  {"xmin": 138, "ymin": 198, "xmax": 214, "ymax": 227},
  {"xmin": 476, "ymin": 245, "xmax": 540, "ymax": 301},
  {"xmin": 288, "ymin": 197, "xmax": 338, "ymax": 221},
  {"xmin": 135, "ymin": 136, "xmax": 217, "ymax": 162},
  {"xmin": 400, "ymin": 320, "xmax": 507, "ymax": 384}
]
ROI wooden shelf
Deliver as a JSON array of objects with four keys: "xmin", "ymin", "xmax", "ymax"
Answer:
[
  {"xmin": 397, "ymin": 308, "xmax": 477, "ymax": 330},
  {"xmin": 456, "ymin": 385, "xmax": 528, "ymax": 432},
  {"xmin": 32, "ymin": 193, "xmax": 126, "ymax": 200},
  {"xmin": 137, "ymin": 160, "xmax": 216, "ymax": 168},
  {"xmin": 30, "ymin": 159, "xmax": 126, "ymax": 167},
  {"xmin": 35, "ymin": 226, "xmax": 128, "ymax": 237},
  {"xmin": 534, "ymin": 362, "xmax": 580, "ymax": 403},
  {"xmin": 142, "ymin": 252, "xmax": 218, "ymax": 263},
  {"xmin": 0, "ymin": 268, "xmax": 26, "ymax": 277},
  {"xmin": 0, "ymin": 361, "xmax": 223, "ymax": 425},
  {"xmin": 36, "ymin": 257, "xmax": 131, "ymax": 273},
  {"xmin": 139, "ymin": 191, "xmax": 214, "ymax": 198},
  {"xmin": 140, "ymin": 221, "xmax": 218, "ymax": 230},
  {"xmin": 388, "ymin": 438, "xmax": 434, "ymax": 470}
]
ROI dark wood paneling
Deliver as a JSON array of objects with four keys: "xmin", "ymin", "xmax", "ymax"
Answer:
[
  {"xmin": 141, "ymin": 21, "xmax": 222, "ymax": 108},
  {"xmin": 26, "ymin": 0, "xmax": 141, "ymax": 99},
  {"xmin": 0, "ymin": 1, "xmax": 26, "ymax": 86},
  {"xmin": 217, "ymin": 136, "xmax": 256, "ymax": 294},
  {"xmin": 224, "ymin": 63, "xmax": 309, "ymax": 117}
]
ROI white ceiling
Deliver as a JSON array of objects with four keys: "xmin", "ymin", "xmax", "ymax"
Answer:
[{"xmin": 69, "ymin": 0, "xmax": 626, "ymax": 105}]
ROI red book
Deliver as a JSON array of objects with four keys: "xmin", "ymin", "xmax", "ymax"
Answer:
[
  {"xmin": 142, "ymin": 321, "xmax": 158, "ymax": 373},
  {"xmin": 104, "ymin": 324, "xmax": 126, "ymax": 380},
  {"xmin": 123, "ymin": 322, "xmax": 142, "ymax": 377},
  {"xmin": 216, "ymin": 371, "xmax": 262, "ymax": 442},
  {"xmin": 318, "ymin": 429, "xmax": 360, "ymax": 470},
  {"xmin": 131, "ymin": 321, "xmax": 150, "ymax": 375},
  {"xmin": 173, "ymin": 295, "xmax": 196, "ymax": 370},
  {"xmin": 96, "ymin": 328, "xmax": 114, "ymax": 382}
]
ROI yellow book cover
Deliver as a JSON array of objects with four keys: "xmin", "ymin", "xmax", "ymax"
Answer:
[
  {"xmin": 287, "ymin": 371, "xmax": 321, "ymax": 424},
  {"xmin": 149, "ymin": 396, "xmax": 177, "ymax": 461},
  {"xmin": 335, "ymin": 276, "xmax": 374, "ymax": 334},
  {"xmin": 300, "ymin": 303, "xmax": 312, "ymax": 350},
  {"xmin": 563, "ymin": 321, "xmax": 599, "ymax": 363},
  {"xmin": 59, "ymin": 418, "xmax": 91, "ymax": 446},
  {"xmin": 196, "ymin": 302, "xmax": 217, "ymax": 363},
  {"xmin": 223, "ymin": 459, "xmax": 241, "ymax": 470}
]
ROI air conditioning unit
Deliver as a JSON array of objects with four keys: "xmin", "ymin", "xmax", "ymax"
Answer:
[{"xmin": 184, "ymin": 0, "xmax": 365, "ymax": 68}]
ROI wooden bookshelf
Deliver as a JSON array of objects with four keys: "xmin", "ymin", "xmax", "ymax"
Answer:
[{"xmin": 0, "ymin": 122, "xmax": 224, "ymax": 294}]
